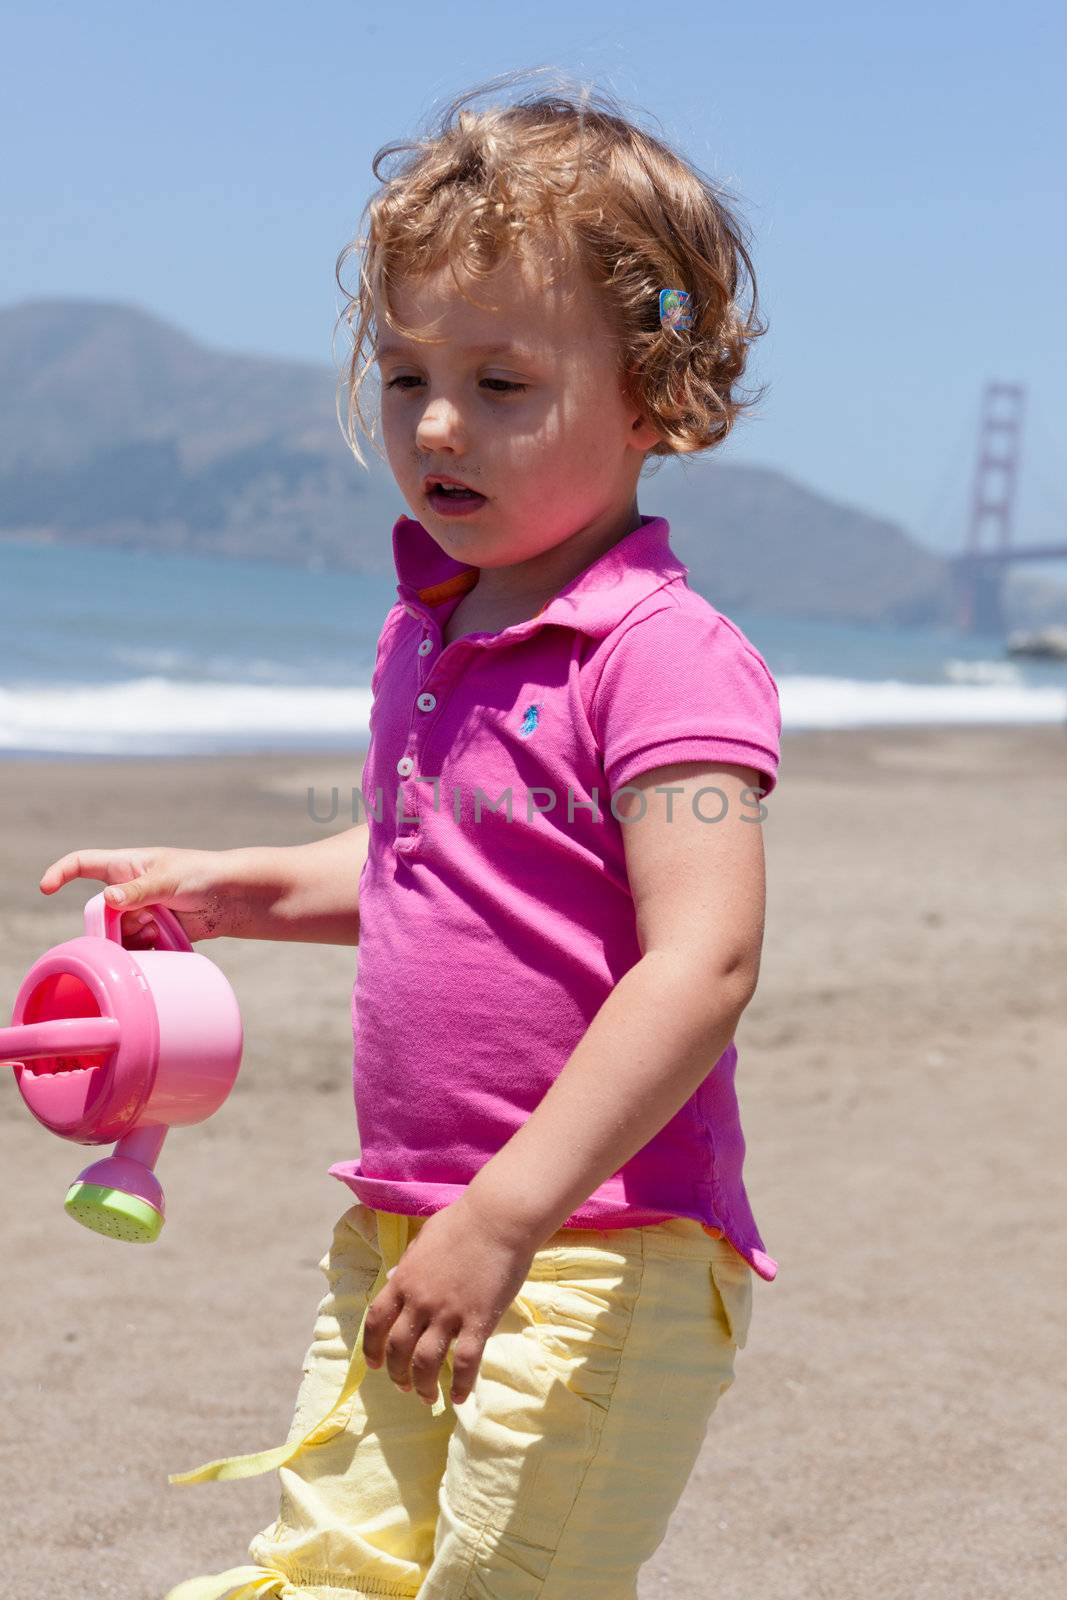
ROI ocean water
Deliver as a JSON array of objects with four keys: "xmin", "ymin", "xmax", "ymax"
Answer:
[{"xmin": 1, "ymin": 537, "xmax": 1065, "ymax": 757}]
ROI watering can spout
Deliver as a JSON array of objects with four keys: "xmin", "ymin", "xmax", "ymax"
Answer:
[
  {"xmin": 65, "ymin": 1126, "xmax": 170, "ymax": 1244},
  {"xmin": 0, "ymin": 1016, "xmax": 122, "ymax": 1066}
]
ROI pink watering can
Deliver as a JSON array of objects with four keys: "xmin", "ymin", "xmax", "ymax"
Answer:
[{"xmin": 1, "ymin": 890, "xmax": 242, "ymax": 1244}]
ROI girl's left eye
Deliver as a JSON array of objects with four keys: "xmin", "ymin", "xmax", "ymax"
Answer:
[{"xmin": 384, "ymin": 376, "xmax": 527, "ymax": 394}]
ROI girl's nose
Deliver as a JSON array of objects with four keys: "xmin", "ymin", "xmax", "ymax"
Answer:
[{"xmin": 416, "ymin": 399, "xmax": 467, "ymax": 451}]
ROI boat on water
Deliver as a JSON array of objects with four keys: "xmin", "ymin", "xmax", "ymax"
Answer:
[{"xmin": 1005, "ymin": 626, "xmax": 1067, "ymax": 661}]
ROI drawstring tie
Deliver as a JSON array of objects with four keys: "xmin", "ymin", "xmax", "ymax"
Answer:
[
  {"xmin": 163, "ymin": 1566, "xmax": 288, "ymax": 1599},
  {"xmin": 169, "ymin": 1212, "xmax": 453, "ymax": 1488},
  {"xmin": 163, "ymin": 1211, "xmax": 452, "ymax": 1600}
]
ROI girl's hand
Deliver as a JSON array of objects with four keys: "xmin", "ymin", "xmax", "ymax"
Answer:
[
  {"xmin": 37, "ymin": 844, "xmax": 262, "ymax": 948},
  {"xmin": 361, "ymin": 1191, "xmax": 540, "ymax": 1408}
]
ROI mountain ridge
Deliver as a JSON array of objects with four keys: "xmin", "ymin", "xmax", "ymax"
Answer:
[{"xmin": 2, "ymin": 297, "xmax": 1062, "ymax": 627}]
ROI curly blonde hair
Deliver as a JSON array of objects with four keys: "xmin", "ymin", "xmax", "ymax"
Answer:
[{"xmin": 333, "ymin": 68, "xmax": 768, "ymax": 472}]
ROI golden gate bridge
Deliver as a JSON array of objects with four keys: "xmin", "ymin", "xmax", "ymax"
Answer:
[{"xmin": 950, "ymin": 382, "xmax": 1067, "ymax": 639}]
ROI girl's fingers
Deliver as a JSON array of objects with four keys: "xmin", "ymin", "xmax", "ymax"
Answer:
[
  {"xmin": 106, "ymin": 877, "xmax": 176, "ymax": 913},
  {"xmin": 39, "ymin": 852, "xmax": 84, "ymax": 890},
  {"xmin": 39, "ymin": 850, "xmax": 134, "ymax": 892},
  {"xmin": 37, "ymin": 850, "xmax": 176, "ymax": 945},
  {"xmin": 448, "ymin": 1336, "xmax": 481, "ymax": 1405}
]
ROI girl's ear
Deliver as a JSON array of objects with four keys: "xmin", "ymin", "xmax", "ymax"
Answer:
[
  {"xmin": 621, "ymin": 369, "xmax": 663, "ymax": 452},
  {"xmin": 629, "ymin": 411, "xmax": 663, "ymax": 452}
]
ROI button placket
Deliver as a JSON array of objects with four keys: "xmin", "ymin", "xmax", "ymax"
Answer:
[
  {"xmin": 396, "ymin": 628, "xmax": 463, "ymax": 855},
  {"xmin": 393, "ymin": 605, "xmax": 434, "ymax": 858},
  {"xmin": 395, "ymin": 763, "xmax": 420, "ymax": 843},
  {"xmin": 397, "ymin": 669, "xmax": 439, "ymax": 850}
]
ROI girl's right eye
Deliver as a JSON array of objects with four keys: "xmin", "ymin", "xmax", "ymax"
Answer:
[{"xmin": 384, "ymin": 376, "xmax": 527, "ymax": 394}]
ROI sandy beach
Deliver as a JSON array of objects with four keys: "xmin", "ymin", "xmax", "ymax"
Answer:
[{"xmin": 1, "ymin": 723, "xmax": 1064, "ymax": 1600}]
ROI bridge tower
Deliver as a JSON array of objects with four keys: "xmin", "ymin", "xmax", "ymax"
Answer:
[{"xmin": 952, "ymin": 382, "xmax": 1026, "ymax": 635}]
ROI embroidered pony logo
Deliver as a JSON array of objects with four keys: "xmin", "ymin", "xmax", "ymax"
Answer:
[{"xmin": 519, "ymin": 702, "xmax": 544, "ymax": 739}]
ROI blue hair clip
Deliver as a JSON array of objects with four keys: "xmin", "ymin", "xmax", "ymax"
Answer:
[{"xmin": 659, "ymin": 287, "xmax": 693, "ymax": 332}]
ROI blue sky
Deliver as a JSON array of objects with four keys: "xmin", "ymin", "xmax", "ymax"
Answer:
[{"xmin": 4, "ymin": 0, "xmax": 1065, "ymax": 564}]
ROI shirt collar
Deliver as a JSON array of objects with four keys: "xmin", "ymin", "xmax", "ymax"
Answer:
[{"xmin": 391, "ymin": 513, "xmax": 688, "ymax": 642}]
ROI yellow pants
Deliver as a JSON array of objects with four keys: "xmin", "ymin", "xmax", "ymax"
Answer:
[{"xmin": 163, "ymin": 1202, "xmax": 754, "ymax": 1600}]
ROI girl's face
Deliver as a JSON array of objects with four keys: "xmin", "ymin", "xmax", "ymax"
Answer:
[{"xmin": 374, "ymin": 244, "xmax": 661, "ymax": 575}]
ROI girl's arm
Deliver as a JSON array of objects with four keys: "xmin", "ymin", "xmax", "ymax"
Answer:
[
  {"xmin": 40, "ymin": 823, "xmax": 371, "ymax": 948},
  {"xmin": 463, "ymin": 761, "xmax": 767, "ymax": 1244},
  {"xmin": 221, "ymin": 823, "xmax": 371, "ymax": 945}
]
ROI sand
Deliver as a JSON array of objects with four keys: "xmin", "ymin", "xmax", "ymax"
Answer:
[{"xmin": 1, "ymin": 725, "xmax": 1064, "ymax": 1599}]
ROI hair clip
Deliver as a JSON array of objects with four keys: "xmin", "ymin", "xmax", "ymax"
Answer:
[{"xmin": 659, "ymin": 287, "xmax": 693, "ymax": 332}]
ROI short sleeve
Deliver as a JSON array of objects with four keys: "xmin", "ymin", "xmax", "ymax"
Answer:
[{"xmin": 589, "ymin": 601, "xmax": 781, "ymax": 798}]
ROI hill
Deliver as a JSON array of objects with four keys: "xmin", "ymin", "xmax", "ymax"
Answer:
[{"xmin": 2, "ymin": 297, "xmax": 1060, "ymax": 627}]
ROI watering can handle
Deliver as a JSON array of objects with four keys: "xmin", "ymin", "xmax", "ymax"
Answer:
[
  {"xmin": 83, "ymin": 891, "xmax": 193, "ymax": 952},
  {"xmin": 0, "ymin": 1015, "xmax": 122, "ymax": 1065}
]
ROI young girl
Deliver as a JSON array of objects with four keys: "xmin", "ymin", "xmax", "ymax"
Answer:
[{"xmin": 40, "ymin": 75, "xmax": 781, "ymax": 1600}]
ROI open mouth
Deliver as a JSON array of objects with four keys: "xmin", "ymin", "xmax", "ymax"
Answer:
[{"xmin": 427, "ymin": 484, "xmax": 488, "ymax": 515}]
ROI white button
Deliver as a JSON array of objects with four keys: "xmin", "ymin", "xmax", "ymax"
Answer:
[
  {"xmin": 396, "ymin": 756, "xmax": 415, "ymax": 777},
  {"xmin": 418, "ymin": 638, "xmax": 433, "ymax": 656},
  {"xmin": 416, "ymin": 692, "xmax": 437, "ymax": 712}
]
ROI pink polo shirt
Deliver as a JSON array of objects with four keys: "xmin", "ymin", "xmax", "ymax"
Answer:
[{"xmin": 328, "ymin": 513, "xmax": 782, "ymax": 1280}]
